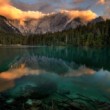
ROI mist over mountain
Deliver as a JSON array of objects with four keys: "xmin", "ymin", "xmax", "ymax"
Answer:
[
  {"xmin": 0, "ymin": 0, "xmax": 109, "ymax": 35},
  {"xmin": 15, "ymin": 12, "xmax": 86, "ymax": 34},
  {"xmin": 0, "ymin": 13, "xmax": 109, "ymax": 47},
  {"xmin": 0, "ymin": 10, "xmax": 105, "ymax": 35}
]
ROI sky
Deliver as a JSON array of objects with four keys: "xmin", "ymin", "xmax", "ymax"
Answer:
[
  {"xmin": 0, "ymin": 0, "xmax": 109, "ymax": 22},
  {"xmin": 11, "ymin": 0, "xmax": 108, "ymax": 16}
]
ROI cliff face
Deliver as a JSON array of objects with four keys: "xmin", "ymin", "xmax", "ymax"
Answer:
[
  {"xmin": 0, "ymin": 12, "xmax": 104, "ymax": 35},
  {"xmin": 9, "ymin": 13, "xmax": 86, "ymax": 34},
  {"xmin": 0, "ymin": 15, "xmax": 20, "ymax": 33}
]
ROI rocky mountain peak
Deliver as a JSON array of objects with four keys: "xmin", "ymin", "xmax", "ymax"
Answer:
[
  {"xmin": 0, "ymin": 14, "xmax": 106, "ymax": 35},
  {"xmin": 89, "ymin": 16, "xmax": 104, "ymax": 24}
]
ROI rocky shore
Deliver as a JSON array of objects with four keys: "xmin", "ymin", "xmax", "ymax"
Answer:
[{"xmin": 0, "ymin": 92, "xmax": 110, "ymax": 110}]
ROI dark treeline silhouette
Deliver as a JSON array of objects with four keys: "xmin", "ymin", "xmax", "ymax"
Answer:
[{"xmin": 0, "ymin": 20, "xmax": 110, "ymax": 47}]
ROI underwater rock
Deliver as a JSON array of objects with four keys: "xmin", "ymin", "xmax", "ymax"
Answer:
[
  {"xmin": 58, "ymin": 89, "xmax": 70, "ymax": 95},
  {"xmin": 26, "ymin": 99, "xmax": 33, "ymax": 105},
  {"xmin": 6, "ymin": 99, "xmax": 14, "ymax": 104},
  {"xmin": 4, "ymin": 74, "xmax": 58, "ymax": 99}
]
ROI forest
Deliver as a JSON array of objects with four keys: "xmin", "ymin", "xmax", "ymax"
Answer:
[{"xmin": 0, "ymin": 19, "xmax": 110, "ymax": 47}]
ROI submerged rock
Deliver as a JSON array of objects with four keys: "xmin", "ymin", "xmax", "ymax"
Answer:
[
  {"xmin": 58, "ymin": 89, "xmax": 70, "ymax": 95},
  {"xmin": 6, "ymin": 99, "xmax": 14, "ymax": 104},
  {"xmin": 4, "ymin": 74, "xmax": 58, "ymax": 99},
  {"xmin": 26, "ymin": 99, "xmax": 33, "ymax": 105}
]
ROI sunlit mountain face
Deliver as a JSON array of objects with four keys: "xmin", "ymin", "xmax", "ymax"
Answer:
[
  {"xmin": 0, "ymin": 9, "xmax": 97, "ymax": 34},
  {"xmin": 1, "ymin": 0, "xmax": 109, "ymax": 21},
  {"xmin": 0, "ymin": 0, "xmax": 109, "ymax": 34}
]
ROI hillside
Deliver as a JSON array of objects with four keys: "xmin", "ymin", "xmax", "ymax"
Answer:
[
  {"xmin": 0, "ymin": 19, "xmax": 110, "ymax": 47},
  {"xmin": 0, "ymin": 16, "xmax": 20, "ymax": 33},
  {"xmin": 0, "ymin": 10, "xmax": 98, "ymax": 34}
]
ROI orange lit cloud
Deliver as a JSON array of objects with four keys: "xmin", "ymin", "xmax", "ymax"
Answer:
[
  {"xmin": 97, "ymin": 0, "xmax": 105, "ymax": 4},
  {"xmin": 0, "ymin": 0, "xmax": 10, "ymax": 5},
  {"xmin": 0, "ymin": 0, "xmax": 97, "ymax": 22},
  {"xmin": 0, "ymin": 0, "xmax": 44, "ymax": 21},
  {"xmin": 60, "ymin": 10, "xmax": 97, "ymax": 21}
]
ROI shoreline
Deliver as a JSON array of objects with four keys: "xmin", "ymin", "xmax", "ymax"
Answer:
[
  {"xmin": 0, "ymin": 44, "xmax": 46, "ymax": 48},
  {"xmin": 0, "ymin": 44, "xmax": 109, "ymax": 49}
]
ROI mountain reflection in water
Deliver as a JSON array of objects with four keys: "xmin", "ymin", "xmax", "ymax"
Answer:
[{"xmin": 0, "ymin": 46, "xmax": 110, "ymax": 105}]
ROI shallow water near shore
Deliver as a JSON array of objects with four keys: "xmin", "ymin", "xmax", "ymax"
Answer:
[{"xmin": 0, "ymin": 46, "xmax": 110, "ymax": 109}]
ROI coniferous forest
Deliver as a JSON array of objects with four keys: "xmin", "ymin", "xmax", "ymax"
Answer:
[{"xmin": 0, "ymin": 20, "xmax": 110, "ymax": 47}]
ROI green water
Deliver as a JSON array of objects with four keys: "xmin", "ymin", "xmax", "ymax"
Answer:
[{"xmin": 0, "ymin": 46, "xmax": 110, "ymax": 107}]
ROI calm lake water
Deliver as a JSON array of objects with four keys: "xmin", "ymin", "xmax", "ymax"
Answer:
[{"xmin": 0, "ymin": 46, "xmax": 110, "ymax": 107}]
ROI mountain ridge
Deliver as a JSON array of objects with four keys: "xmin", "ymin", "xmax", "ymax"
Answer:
[
  {"xmin": 0, "ymin": 13, "xmax": 105, "ymax": 35},
  {"xmin": 0, "ymin": 15, "xmax": 20, "ymax": 33}
]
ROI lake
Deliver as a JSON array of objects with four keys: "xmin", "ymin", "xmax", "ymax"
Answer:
[{"xmin": 0, "ymin": 46, "xmax": 110, "ymax": 109}]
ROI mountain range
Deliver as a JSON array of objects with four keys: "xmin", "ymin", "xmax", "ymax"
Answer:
[
  {"xmin": 0, "ymin": 16, "xmax": 20, "ymax": 33},
  {"xmin": 0, "ymin": 12, "xmax": 105, "ymax": 35}
]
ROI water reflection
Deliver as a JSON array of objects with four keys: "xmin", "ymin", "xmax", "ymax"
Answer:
[
  {"xmin": 0, "ymin": 46, "xmax": 110, "ymax": 103},
  {"xmin": 0, "ymin": 46, "xmax": 110, "ymax": 71},
  {"xmin": 0, "ymin": 78, "xmax": 14, "ymax": 92}
]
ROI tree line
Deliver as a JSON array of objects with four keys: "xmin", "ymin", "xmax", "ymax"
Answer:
[{"xmin": 0, "ymin": 19, "xmax": 110, "ymax": 47}]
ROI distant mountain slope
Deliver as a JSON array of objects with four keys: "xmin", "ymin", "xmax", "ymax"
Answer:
[
  {"xmin": 0, "ymin": 18, "xmax": 110, "ymax": 47},
  {"xmin": 89, "ymin": 16, "xmax": 104, "ymax": 25},
  {"xmin": 10, "ymin": 15, "xmax": 105, "ymax": 35},
  {"xmin": 0, "ymin": 12, "xmax": 105, "ymax": 35},
  {"xmin": 0, "ymin": 16, "xmax": 20, "ymax": 33},
  {"xmin": 9, "ymin": 12, "xmax": 86, "ymax": 34}
]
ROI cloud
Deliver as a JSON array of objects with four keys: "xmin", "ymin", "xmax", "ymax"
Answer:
[
  {"xmin": 0, "ymin": 0, "xmax": 97, "ymax": 23},
  {"xmin": 72, "ymin": 0, "xmax": 85, "ymax": 4},
  {"xmin": 11, "ymin": 0, "xmax": 94, "ymax": 12},
  {"xmin": 0, "ymin": 0, "xmax": 44, "ymax": 21},
  {"xmin": 59, "ymin": 10, "xmax": 97, "ymax": 21},
  {"xmin": 97, "ymin": 0, "xmax": 105, "ymax": 4},
  {"xmin": 12, "ymin": 1, "xmax": 55, "ymax": 13},
  {"xmin": 0, "ymin": 0, "xmax": 10, "ymax": 5}
]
